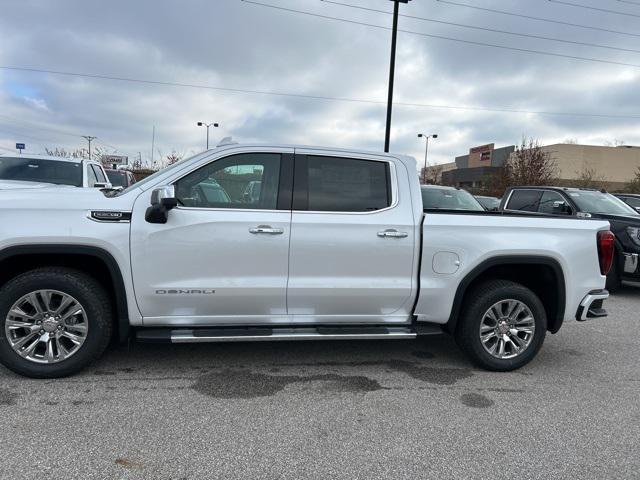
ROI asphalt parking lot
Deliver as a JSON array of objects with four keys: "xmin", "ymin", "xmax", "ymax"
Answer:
[{"xmin": 1, "ymin": 286, "xmax": 639, "ymax": 480}]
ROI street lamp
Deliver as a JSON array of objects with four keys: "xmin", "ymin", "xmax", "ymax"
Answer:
[
  {"xmin": 197, "ymin": 122, "xmax": 219, "ymax": 150},
  {"xmin": 418, "ymin": 133, "xmax": 438, "ymax": 184}
]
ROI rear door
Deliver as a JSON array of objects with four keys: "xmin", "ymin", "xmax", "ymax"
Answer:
[{"xmin": 287, "ymin": 150, "xmax": 416, "ymax": 324}]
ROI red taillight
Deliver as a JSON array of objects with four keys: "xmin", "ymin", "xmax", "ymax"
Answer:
[{"xmin": 597, "ymin": 230, "xmax": 615, "ymax": 275}]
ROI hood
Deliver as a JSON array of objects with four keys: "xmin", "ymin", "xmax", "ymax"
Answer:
[
  {"xmin": 588, "ymin": 212, "xmax": 640, "ymax": 225},
  {"xmin": 0, "ymin": 184, "xmax": 137, "ymax": 212},
  {"xmin": 0, "ymin": 179, "xmax": 64, "ymax": 190}
]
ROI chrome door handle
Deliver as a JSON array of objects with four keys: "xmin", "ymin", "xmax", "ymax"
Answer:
[
  {"xmin": 249, "ymin": 225, "xmax": 284, "ymax": 234},
  {"xmin": 377, "ymin": 229, "xmax": 408, "ymax": 238}
]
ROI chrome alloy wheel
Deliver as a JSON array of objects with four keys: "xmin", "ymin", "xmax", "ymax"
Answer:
[
  {"xmin": 5, "ymin": 290, "xmax": 88, "ymax": 364},
  {"xmin": 479, "ymin": 299, "xmax": 535, "ymax": 360}
]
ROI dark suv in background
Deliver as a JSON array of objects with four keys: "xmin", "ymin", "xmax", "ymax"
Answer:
[
  {"xmin": 614, "ymin": 193, "xmax": 640, "ymax": 214},
  {"xmin": 500, "ymin": 186, "xmax": 640, "ymax": 290}
]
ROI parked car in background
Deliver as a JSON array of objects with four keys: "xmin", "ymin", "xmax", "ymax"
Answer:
[
  {"xmin": 243, "ymin": 180, "xmax": 262, "ymax": 204},
  {"xmin": 105, "ymin": 169, "xmax": 136, "ymax": 189},
  {"xmin": 421, "ymin": 185, "xmax": 485, "ymax": 211},
  {"xmin": 0, "ymin": 144, "xmax": 612, "ymax": 377},
  {"xmin": 614, "ymin": 193, "xmax": 640, "ymax": 214},
  {"xmin": 475, "ymin": 195, "xmax": 501, "ymax": 211},
  {"xmin": 0, "ymin": 154, "xmax": 111, "ymax": 190},
  {"xmin": 500, "ymin": 186, "xmax": 640, "ymax": 290}
]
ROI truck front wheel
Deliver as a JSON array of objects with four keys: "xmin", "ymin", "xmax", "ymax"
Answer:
[
  {"xmin": 455, "ymin": 280, "xmax": 547, "ymax": 371},
  {"xmin": 0, "ymin": 268, "xmax": 112, "ymax": 378}
]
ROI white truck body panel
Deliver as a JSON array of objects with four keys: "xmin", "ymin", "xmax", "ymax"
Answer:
[
  {"xmin": 0, "ymin": 144, "xmax": 609, "ymax": 331},
  {"xmin": 417, "ymin": 213, "xmax": 607, "ymax": 324}
]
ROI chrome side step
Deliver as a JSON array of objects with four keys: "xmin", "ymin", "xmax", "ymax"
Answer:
[{"xmin": 135, "ymin": 325, "xmax": 440, "ymax": 344}]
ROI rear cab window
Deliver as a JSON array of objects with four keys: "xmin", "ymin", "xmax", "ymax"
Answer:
[{"xmin": 294, "ymin": 155, "xmax": 392, "ymax": 212}]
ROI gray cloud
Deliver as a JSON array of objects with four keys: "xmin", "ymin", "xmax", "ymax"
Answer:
[{"xmin": 1, "ymin": 0, "xmax": 640, "ymax": 167}]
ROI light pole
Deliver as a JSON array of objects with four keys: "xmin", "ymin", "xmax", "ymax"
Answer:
[
  {"xmin": 418, "ymin": 133, "xmax": 438, "ymax": 184},
  {"xmin": 81, "ymin": 135, "xmax": 97, "ymax": 160},
  {"xmin": 197, "ymin": 122, "xmax": 219, "ymax": 150},
  {"xmin": 384, "ymin": 0, "xmax": 412, "ymax": 153}
]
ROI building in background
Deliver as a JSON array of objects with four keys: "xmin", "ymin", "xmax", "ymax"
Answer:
[
  {"xmin": 441, "ymin": 143, "xmax": 640, "ymax": 192},
  {"xmin": 441, "ymin": 144, "xmax": 515, "ymax": 190},
  {"xmin": 421, "ymin": 161, "xmax": 457, "ymax": 184}
]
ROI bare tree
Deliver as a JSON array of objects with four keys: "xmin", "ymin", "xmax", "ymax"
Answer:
[
  {"xmin": 165, "ymin": 151, "xmax": 183, "ymax": 167},
  {"xmin": 46, "ymin": 145, "xmax": 108, "ymax": 163},
  {"xmin": 507, "ymin": 137, "xmax": 557, "ymax": 186},
  {"xmin": 569, "ymin": 165, "xmax": 608, "ymax": 190},
  {"xmin": 485, "ymin": 137, "xmax": 557, "ymax": 197},
  {"xmin": 422, "ymin": 164, "xmax": 445, "ymax": 184},
  {"xmin": 625, "ymin": 167, "xmax": 640, "ymax": 194},
  {"xmin": 45, "ymin": 147, "xmax": 85, "ymax": 158}
]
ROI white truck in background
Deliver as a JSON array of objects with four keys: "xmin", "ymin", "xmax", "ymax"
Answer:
[
  {"xmin": 0, "ymin": 154, "xmax": 111, "ymax": 190},
  {"xmin": 0, "ymin": 143, "xmax": 613, "ymax": 378}
]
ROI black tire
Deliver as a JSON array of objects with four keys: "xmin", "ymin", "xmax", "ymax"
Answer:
[
  {"xmin": 0, "ymin": 268, "xmax": 112, "ymax": 378},
  {"xmin": 605, "ymin": 256, "xmax": 622, "ymax": 293},
  {"xmin": 455, "ymin": 280, "xmax": 547, "ymax": 372}
]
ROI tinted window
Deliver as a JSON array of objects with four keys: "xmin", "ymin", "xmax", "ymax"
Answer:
[
  {"xmin": 621, "ymin": 196, "xmax": 640, "ymax": 208},
  {"xmin": 106, "ymin": 170, "xmax": 127, "ymax": 187},
  {"xmin": 0, "ymin": 157, "xmax": 83, "ymax": 186},
  {"xmin": 538, "ymin": 191, "xmax": 570, "ymax": 215},
  {"xmin": 87, "ymin": 164, "xmax": 99, "ymax": 187},
  {"xmin": 507, "ymin": 190, "xmax": 543, "ymax": 212},
  {"xmin": 91, "ymin": 164, "xmax": 107, "ymax": 184},
  {"xmin": 304, "ymin": 156, "xmax": 390, "ymax": 212},
  {"xmin": 175, "ymin": 153, "xmax": 280, "ymax": 209}
]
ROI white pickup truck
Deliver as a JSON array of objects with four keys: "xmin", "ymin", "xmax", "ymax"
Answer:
[{"xmin": 0, "ymin": 143, "xmax": 614, "ymax": 378}]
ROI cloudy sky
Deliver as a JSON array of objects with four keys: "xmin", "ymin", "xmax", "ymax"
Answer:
[{"xmin": 1, "ymin": 0, "xmax": 640, "ymax": 168}]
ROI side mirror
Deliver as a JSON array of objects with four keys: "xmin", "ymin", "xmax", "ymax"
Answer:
[
  {"xmin": 146, "ymin": 186, "xmax": 178, "ymax": 224},
  {"xmin": 94, "ymin": 182, "xmax": 112, "ymax": 189},
  {"xmin": 635, "ymin": 207, "xmax": 640, "ymax": 214}
]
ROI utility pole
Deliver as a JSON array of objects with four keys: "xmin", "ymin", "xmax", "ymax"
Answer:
[
  {"xmin": 81, "ymin": 135, "xmax": 97, "ymax": 160},
  {"xmin": 150, "ymin": 125, "xmax": 155, "ymax": 168},
  {"xmin": 384, "ymin": 0, "xmax": 411, "ymax": 153}
]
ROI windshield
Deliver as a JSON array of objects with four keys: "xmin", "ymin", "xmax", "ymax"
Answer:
[
  {"xmin": 421, "ymin": 187, "xmax": 485, "ymax": 211},
  {"xmin": 0, "ymin": 156, "xmax": 82, "ymax": 186},
  {"xmin": 106, "ymin": 171, "xmax": 127, "ymax": 187},
  {"xmin": 568, "ymin": 190, "xmax": 639, "ymax": 216}
]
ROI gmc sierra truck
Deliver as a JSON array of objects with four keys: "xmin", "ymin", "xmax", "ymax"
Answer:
[{"xmin": 0, "ymin": 143, "xmax": 614, "ymax": 378}]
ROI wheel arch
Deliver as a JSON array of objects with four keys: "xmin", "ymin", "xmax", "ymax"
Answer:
[
  {"xmin": 0, "ymin": 245, "xmax": 129, "ymax": 343},
  {"xmin": 446, "ymin": 255, "xmax": 566, "ymax": 334}
]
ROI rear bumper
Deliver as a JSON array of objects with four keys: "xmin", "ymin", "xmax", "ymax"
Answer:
[{"xmin": 575, "ymin": 289, "xmax": 609, "ymax": 321}]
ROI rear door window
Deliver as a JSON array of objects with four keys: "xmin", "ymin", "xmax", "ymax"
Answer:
[
  {"xmin": 294, "ymin": 155, "xmax": 391, "ymax": 212},
  {"xmin": 506, "ymin": 190, "xmax": 543, "ymax": 212}
]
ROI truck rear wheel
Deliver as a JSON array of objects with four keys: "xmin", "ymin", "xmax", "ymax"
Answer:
[
  {"xmin": 0, "ymin": 268, "xmax": 112, "ymax": 378},
  {"xmin": 455, "ymin": 280, "xmax": 547, "ymax": 371}
]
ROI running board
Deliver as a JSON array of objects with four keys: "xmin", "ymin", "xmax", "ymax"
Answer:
[{"xmin": 136, "ymin": 325, "xmax": 442, "ymax": 344}]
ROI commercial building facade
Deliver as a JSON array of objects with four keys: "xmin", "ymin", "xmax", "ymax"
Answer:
[{"xmin": 441, "ymin": 143, "xmax": 640, "ymax": 193}]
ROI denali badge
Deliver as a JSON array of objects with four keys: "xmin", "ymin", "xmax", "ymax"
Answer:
[
  {"xmin": 90, "ymin": 211, "xmax": 132, "ymax": 222},
  {"xmin": 155, "ymin": 289, "xmax": 216, "ymax": 295}
]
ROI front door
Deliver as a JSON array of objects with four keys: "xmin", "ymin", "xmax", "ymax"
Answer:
[{"xmin": 130, "ymin": 150, "xmax": 293, "ymax": 325}]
